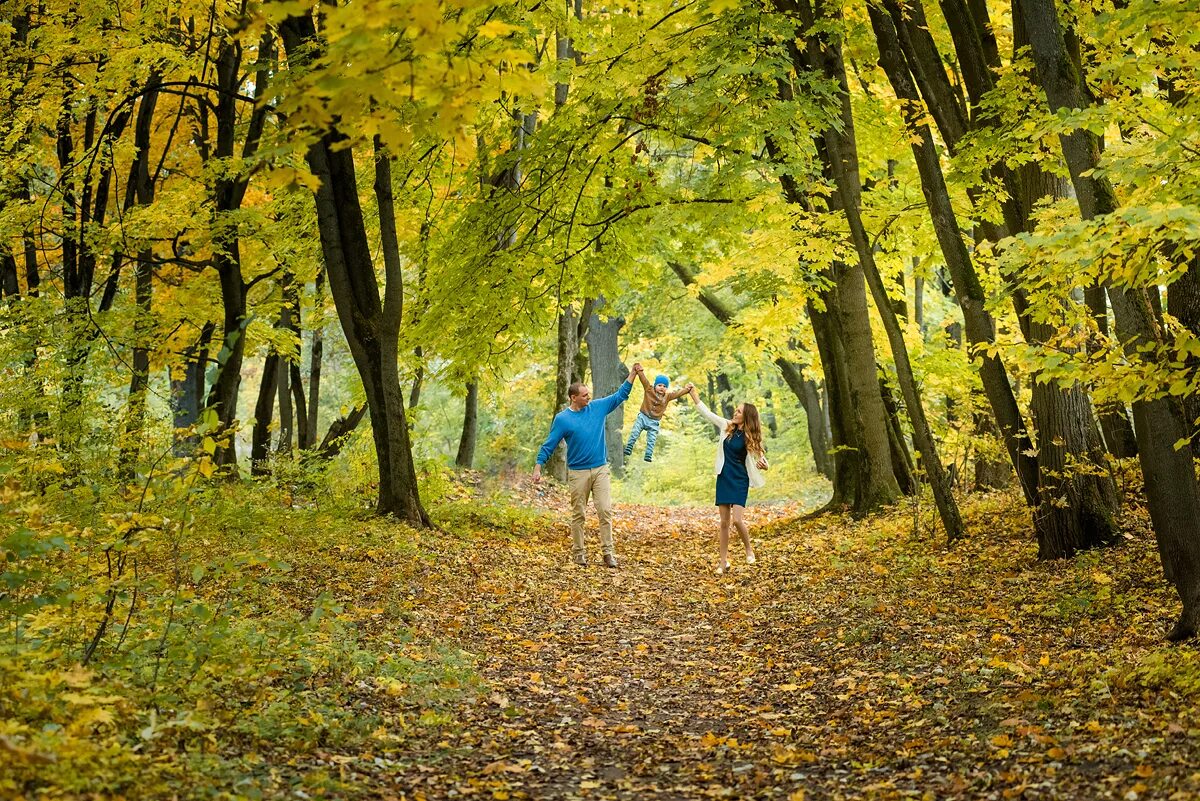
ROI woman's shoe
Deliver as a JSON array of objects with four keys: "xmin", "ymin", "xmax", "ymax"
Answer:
[
  {"xmin": 715, "ymin": 561, "xmax": 730, "ymax": 575},
  {"xmin": 746, "ymin": 551, "xmax": 757, "ymax": 565}
]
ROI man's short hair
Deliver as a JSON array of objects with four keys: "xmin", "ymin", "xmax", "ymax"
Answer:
[{"xmin": 568, "ymin": 382, "xmax": 588, "ymax": 399}]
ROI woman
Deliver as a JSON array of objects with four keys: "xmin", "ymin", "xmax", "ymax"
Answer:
[{"xmin": 688, "ymin": 387, "xmax": 768, "ymax": 574}]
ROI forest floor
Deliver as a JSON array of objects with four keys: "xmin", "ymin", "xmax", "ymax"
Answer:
[
  {"xmin": 325, "ymin": 480, "xmax": 1200, "ymax": 801},
  {"xmin": 9, "ymin": 474, "xmax": 1200, "ymax": 800}
]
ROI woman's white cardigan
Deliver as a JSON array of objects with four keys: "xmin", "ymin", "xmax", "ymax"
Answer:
[{"xmin": 693, "ymin": 400, "xmax": 767, "ymax": 489}]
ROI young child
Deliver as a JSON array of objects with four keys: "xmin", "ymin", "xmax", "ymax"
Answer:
[{"xmin": 624, "ymin": 373, "xmax": 693, "ymax": 462}]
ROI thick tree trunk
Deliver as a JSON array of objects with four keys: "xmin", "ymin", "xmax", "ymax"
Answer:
[
  {"xmin": 251, "ymin": 353, "xmax": 280, "ymax": 476},
  {"xmin": 1020, "ymin": 0, "xmax": 1200, "ymax": 636},
  {"xmin": 764, "ymin": 45, "xmax": 903, "ymax": 514},
  {"xmin": 1084, "ymin": 287, "xmax": 1139, "ymax": 457},
  {"xmin": 455, "ymin": 382, "xmax": 479, "ymax": 469},
  {"xmin": 586, "ymin": 297, "xmax": 628, "ymax": 476},
  {"xmin": 547, "ymin": 303, "xmax": 591, "ymax": 481},
  {"xmin": 280, "ymin": 12, "xmax": 429, "ymax": 526},
  {"xmin": 171, "ymin": 322, "xmax": 213, "ymax": 455},
  {"xmin": 871, "ymin": 5, "xmax": 1035, "ymax": 503},
  {"xmin": 809, "ymin": 3, "xmax": 964, "ymax": 540}
]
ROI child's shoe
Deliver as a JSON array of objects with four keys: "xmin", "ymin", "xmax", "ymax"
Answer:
[{"xmin": 644, "ymin": 455, "xmax": 652, "ymax": 462}]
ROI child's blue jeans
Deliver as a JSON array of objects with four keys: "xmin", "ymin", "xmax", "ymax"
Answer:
[{"xmin": 624, "ymin": 412, "xmax": 661, "ymax": 461}]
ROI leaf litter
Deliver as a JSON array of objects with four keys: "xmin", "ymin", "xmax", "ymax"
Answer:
[{"xmin": 326, "ymin": 484, "xmax": 1200, "ymax": 800}]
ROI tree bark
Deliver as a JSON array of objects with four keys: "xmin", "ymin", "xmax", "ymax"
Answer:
[
  {"xmin": 880, "ymin": 376, "xmax": 917, "ymax": 496},
  {"xmin": 117, "ymin": 77, "xmax": 162, "ymax": 479},
  {"xmin": 1020, "ymin": 0, "xmax": 1200, "ymax": 636},
  {"xmin": 764, "ymin": 34, "xmax": 902, "ymax": 514},
  {"xmin": 251, "ymin": 353, "xmax": 280, "ymax": 476},
  {"xmin": 586, "ymin": 297, "xmax": 628, "ymax": 476},
  {"xmin": 280, "ymin": 12, "xmax": 429, "ymax": 526},
  {"xmin": 547, "ymin": 302, "xmax": 592, "ymax": 481},
  {"xmin": 305, "ymin": 273, "xmax": 324, "ymax": 449},
  {"xmin": 171, "ymin": 322, "xmax": 214, "ymax": 456},
  {"xmin": 205, "ymin": 35, "xmax": 273, "ymax": 472},
  {"xmin": 805, "ymin": 0, "xmax": 964, "ymax": 540},
  {"xmin": 455, "ymin": 382, "xmax": 479, "ymax": 469},
  {"xmin": 871, "ymin": 4, "xmax": 1036, "ymax": 503}
]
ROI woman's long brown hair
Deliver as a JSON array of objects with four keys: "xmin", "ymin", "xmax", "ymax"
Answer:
[{"xmin": 726, "ymin": 403, "xmax": 764, "ymax": 456}]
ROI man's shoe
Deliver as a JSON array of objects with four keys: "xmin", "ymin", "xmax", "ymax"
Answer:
[
  {"xmin": 603, "ymin": 554, "xmax": 618, "ymax": 569},
  {"xmin": 573, "ymin": 554, "xmax": 588, "ymax": 567}
]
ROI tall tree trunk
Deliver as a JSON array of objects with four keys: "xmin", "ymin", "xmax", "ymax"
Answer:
[
  {"xmin": 251, "ymin": 353, "xmax": 280, "ymax": 476},
  {"xmin": 805, "ymin": 0, "xmax": 964, "ymax": 540},
  {"xmin": 280, "ymin": 12, "xmax": 429, "ymax": 526},
  {"xmin": 880, "ymin": 376, "xmax": 917, "ymax": 496},
  {"xmin": 172, "ymin": 322, "xmax": 214, "ymax": 455},
  {"xmin": 204, "ymin": 35, "xmax": 273, "ymax": 472},
  {"xmin": 871, "ymin": 4, "xmax": 1035, "ymax": 502},
  {"xmin": 1020, "ymin": 0, "xmax": 1200, "ymax": 637},
  {"xmin": 1084, "ymin": 286, "xmax": 1139, "ymax": 457},
  {"xmin": 455, "ymin": 382, "xmax": 479, "ymax": 469},
  {"xmin": 116, "ymin": 77, "xmax": 162, "ymax": 479},
  {"xmin": 547, "ymin": 303, "xmax": 590, "ymax": 481},
  {"xmin": 765, "ymin": 56, "xmax": 901, "ymax": 513},
  {"xmin": 305, "ymin": 273, "xmax": 324, "ymax": 449},
  {"xmin": 586, "ymin": 297, "xmax": 628, "ymax": 476}
]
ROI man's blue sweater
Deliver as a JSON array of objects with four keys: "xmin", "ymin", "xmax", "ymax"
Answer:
[{"xmin": 536, "ymin": 381, "xmax": 633, "ymax": 470}]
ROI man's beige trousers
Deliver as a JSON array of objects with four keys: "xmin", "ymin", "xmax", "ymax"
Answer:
[{"xmin": 566, "ymin": 465, "xmax": 615, "ymax": 559}]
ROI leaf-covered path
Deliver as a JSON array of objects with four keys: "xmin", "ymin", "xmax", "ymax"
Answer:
[{"xmin": 377, "ymin": 489, "xmax": 1200, "ymax": 800}]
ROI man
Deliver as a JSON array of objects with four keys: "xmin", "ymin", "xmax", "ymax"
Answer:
[{"xmin": 534, "ymin": 363, "xmax": 643, "ymax": 568}]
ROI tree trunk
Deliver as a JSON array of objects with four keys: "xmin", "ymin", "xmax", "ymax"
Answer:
[
  {"xmin": 1084, "ymin": 286, "xmax": 1139, "ymax": 457},
  {"xmin": 880, "ymin": 376, "xmax": 917, "ymax": 496},
  {"xmin": 1020, "ymin": 0, "xmax": 1200, "ymax": 636},
  {"xmin": 801, "ymin": 377, "xmax": 834, "ymax": 479},
  {"xmin": 547, "ymin": 303, "xmax": 591, "ymax": 482},
  {"xmin": 116, "ymin": 79, "xmax": 161, "ymax": 479},
  {"xmin": 204, "ymin": 36, "xmax": 272, "ymax": 473},
  {"xmin": 586, "ymin": 297, "xmax": 628, "ymax": 476},
  {"xmin": 251, "ymin": 353, "xmax": 280, "ymax": 476},
  {"xmin": 280, "ymin": 12, "xmax": 429, "ymax": 526},
  {"xmin": 715, "ymin": 370, "xmax": 736, "ymax": 420},
  {"xmin": 305, "ymin": 274, "xmax": 324, "ymax": 449},
  {"xmin": 808, "ymin": 2, "xmax": 964, "ymax": 540},
  {"xmin": 314, "ymin": 405, "xmax": 369, "ymax": 461},
  {"xmin": 172, "ymin": 323, "xmax": 213, "ymax": 456},
  {"xmin": 871, "ymin": 3, "xmax": 1035, "ymax": 503},
  {"xmin": 455, "ymin": 382, "xmax": 479, "ymax": 469},
  {"xmin": 764, "ymin": 46, "xmax": 902, "ymax": 514}
]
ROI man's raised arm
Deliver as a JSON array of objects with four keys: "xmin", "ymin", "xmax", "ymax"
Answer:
[{"xmin": 596, "ymin": 362, "xmax": 642, "ymax": 414}]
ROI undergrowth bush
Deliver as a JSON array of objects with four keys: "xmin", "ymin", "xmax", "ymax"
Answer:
[{"xmin": 0, "ymin": 441, "xmax": 481, "ymax": 798}]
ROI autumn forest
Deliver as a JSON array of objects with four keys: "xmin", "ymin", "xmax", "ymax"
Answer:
[{"xmin": 4, "ymin": 0, "xmax": 1200, "ymax": 797}]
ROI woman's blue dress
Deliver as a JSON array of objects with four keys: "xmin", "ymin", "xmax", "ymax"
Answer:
[{"xmin": 715, "ymin": 429, "xmax": 749, "ymax": 507}]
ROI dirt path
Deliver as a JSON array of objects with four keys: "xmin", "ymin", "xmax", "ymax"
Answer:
[{"xmin": 378, "ymin": 493, "xmax": 1200, "ymax": 800}]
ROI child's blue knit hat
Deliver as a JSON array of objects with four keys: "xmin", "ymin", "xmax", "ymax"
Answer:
[{"xmin": 654, "ymin": 374, "xmax": 669, "ymax": 387}]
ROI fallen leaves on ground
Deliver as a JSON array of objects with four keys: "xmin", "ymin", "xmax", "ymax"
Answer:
[{"xmin": 342, "ymin": 487, "xmax": 1200, "ymax": 800}]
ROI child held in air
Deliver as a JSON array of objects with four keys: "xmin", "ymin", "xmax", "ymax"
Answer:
[{"xmin": 624, "ymin": 373, "xmax": 693, "ymax": 462}]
